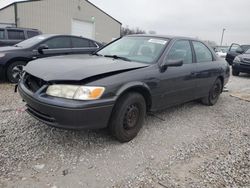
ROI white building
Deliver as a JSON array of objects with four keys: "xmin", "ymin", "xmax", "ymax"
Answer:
[{"xmin": 0, "ymin": 0, "xmax": 121, "ymax": 43}]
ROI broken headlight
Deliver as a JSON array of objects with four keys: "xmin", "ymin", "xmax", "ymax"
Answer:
[{"xmin": 46, "ymin": 85, "xmax": 105, "ymax": 100}]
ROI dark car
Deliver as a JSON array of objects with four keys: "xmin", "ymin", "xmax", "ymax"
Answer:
[
  {"xmin": 0, "ymin": 27, "xmax": 42, "ymax": 47},
  {"xmin": 226, "ymin": 43, "xmax": 250, "ymax": 65},
  {"xmin": 231, "ymin": 48, "xmax": 250, "ymax": 76},
  {"xmin": 0, "ymin": 34, "xmax": 102, "ymax": 83},
  {"xmin": 18, "ymin": 35, "xmax": 230, "ymax": 142}
]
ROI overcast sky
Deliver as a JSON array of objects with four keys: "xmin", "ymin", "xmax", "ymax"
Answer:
[{"xmin": 1, "ymin": 0, "xmax": 250, "ymax": 45}]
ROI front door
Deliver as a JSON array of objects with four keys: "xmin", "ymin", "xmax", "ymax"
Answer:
[
  {"xmin": 158, "ymin": 40, "xmax": 197, "ymax": 108},
  {"xmin": 36, "ymin": 36, "xmax": 72, "ymax": 58}
]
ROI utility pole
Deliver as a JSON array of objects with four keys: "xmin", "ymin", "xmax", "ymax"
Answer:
[{"xmin": 220, "ymin": 28, "xmax": 226, "ymax": 46}]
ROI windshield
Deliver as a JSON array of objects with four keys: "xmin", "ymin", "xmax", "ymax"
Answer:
[
  {"xmin": 15, "ymin": 35, "xmax": 49, "ymax": 48},
  {"xmin": 97, "ymin": 36, "xmax": 169, "ymax": 64}
]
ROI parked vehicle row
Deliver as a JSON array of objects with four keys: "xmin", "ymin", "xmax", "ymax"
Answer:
[
  {"xmin": 18, "ymin": 35, "xmax": 230, "ymax": 142},
  {"xmin": 231, "ymin": 48, "xmax": 250, "ymax": 76},
  {"xmin": 226, "ymin": 43, "xmax": 250, "ymax": 65},
  {"xmin": 0, "ymin": 34, "xmax": 103, "ymax": 83}
]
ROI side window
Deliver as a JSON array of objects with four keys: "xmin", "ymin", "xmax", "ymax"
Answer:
[
  {"xmin": 71, "ymin": 37, "xmax": 90, "ymax": 48},
  {"xmin": 229, "ymin": 43, "xmax": 241, "ymax": 52},
  {"xmin": 27, "ymin": 31, "xmax": 39, "ymax": 38},
  {"xmin": 193, "ymin": 41, "xmax": 213, "ymax": 63},
  {"xmin": 7, "ymin": 30, "xmax": 25, "ymax": 40},
  {"xmin": 0, "ymin": 29, "xmax": 5, "ymax": 39},
  {"xmin": 44, "ymin": 37, "xmax": 71, "ymax": 49},
  {"xmin": 167, "ymin": 40, "xmax": 193, "ymax": 64},
  {"xmin": 89, "ymin": 41, "xmax": 97, "ymax": 48}
]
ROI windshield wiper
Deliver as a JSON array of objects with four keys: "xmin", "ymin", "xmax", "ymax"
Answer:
[
  {"xmin": 104, "ymin": 55, "xmax": 131, "ymax": 62},
  {"xmin": 92, "ymin": 52, "xmax": 103, "ymax": 56}
]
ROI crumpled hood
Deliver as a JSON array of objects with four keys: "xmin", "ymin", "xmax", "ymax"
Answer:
[{"xmin": 24, "ymin": 55, "xmax": 149, "ymax": 81}]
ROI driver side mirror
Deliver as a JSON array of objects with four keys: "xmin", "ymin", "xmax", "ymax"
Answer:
[
  {"xmin": 38, "ymin": 44, "xmax": 49, "ymax": 54},
  {"xmin": 161, "ymin": 59, "xmax": 183, "ymax": 71}
]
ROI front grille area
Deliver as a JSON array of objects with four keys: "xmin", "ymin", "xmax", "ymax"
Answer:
[
  {"xmin": 24, "ymin": 73, "xmax": 47, "ymax": 93},
  {"xmin": 26, "ymin": 105, "xmax": 56, "ymax": 123},
  {"xmin": 243, "ymin": 58, "xmax": 250, "ymax": 63}
]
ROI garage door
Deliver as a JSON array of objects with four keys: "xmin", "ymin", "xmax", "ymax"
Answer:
[{"xmin": 71, "ymin": 19, "xmax": 94, "ymax": 39}]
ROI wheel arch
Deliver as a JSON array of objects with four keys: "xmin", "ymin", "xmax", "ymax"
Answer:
[
  {"xmin": 116, "ymin": 82, "xmax": 152, "ymax": 112},
  {"xmin": 4, "ymin": 57, "xmax": 31, "ymax": 70},
  {"xmin": 217, "ymin": 76, "xmax": 224, "ymax": 92},
  {"xmin": 4, "ymin": 57, "xmax": 31, "ymax": 81}
]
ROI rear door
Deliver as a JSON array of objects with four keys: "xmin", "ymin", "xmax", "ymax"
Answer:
[
  {"xmin": 192, "ymin": 41, "xmax": 221, "ymax": 98},
  {"xmin": 71, "ymin": 37, "xmax": 99, "ymax": 54}
]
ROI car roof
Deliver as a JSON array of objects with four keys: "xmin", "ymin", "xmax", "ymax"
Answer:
[
  {"xmin": 36, "ymin": 34, "xmax": 98, "ymax": 41},
  {"xmin": 126, "ymin": 34, "xmax": 198, "ymax": 41}
]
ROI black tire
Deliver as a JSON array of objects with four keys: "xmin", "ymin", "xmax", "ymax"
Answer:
[
  {"xmin": 201, "ymin": 79, "xmax": 222, "ymax": 106},
  {"xmin": 109, "ymin": 92, "xmax": 146, "ymax": 143},
  {"xmin": 232, "ymin": 69, "xmax": 240, "ymax": 76},
  {"xmin": 6, "ymin": 61, "xmax": 26, "ymax": 83}
]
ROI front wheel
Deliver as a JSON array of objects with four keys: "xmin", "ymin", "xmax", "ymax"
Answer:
[
  {"xmin": 201, "ymin": 79, "xmax": 222, "ymax": 106},
  {"xmin": 109, "ymin": 92, "xmax": 146, "ymax": 143},
  {"xmin": 7, "ymin": 61, "xmax": 27, "ymax": 83}
]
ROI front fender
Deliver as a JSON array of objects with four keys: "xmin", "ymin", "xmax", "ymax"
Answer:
[{"xmin": 116, "ymin": 81, "xmax": 151, "ymax": 96}]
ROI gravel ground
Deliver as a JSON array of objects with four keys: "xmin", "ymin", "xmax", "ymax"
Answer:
[{"xmin": 0, "ymin": 74, "xmax": 250, "ymax": 188}]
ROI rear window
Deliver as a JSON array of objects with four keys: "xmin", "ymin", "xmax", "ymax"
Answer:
[
  {"xmin": 0, "ymin": 29, "xmax": 5, "ymax": 39},
  {"xmin": 72, "ymin": 37, "xmax": 91, "ymax": 48},
  {"xmin": 193, "ymin": 41, "xmax": 213, "ymax": 63},
  {"xmin": 89, "ymin": 41, "xmax": 97, "ymax": 47},
  {"xmin": 7, "ymin": 30, "xmax": 25, "ymax": 40},
  {"xmin": 27, "ymin": 31, "xmax": 39, "ymax": 38}
]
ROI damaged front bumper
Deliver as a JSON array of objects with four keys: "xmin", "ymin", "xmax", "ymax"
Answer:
[{"xmin": 18, "ymin": 80, "xmax": 115, "ymax": 130}]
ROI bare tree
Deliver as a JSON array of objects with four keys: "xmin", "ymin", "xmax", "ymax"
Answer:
[
  {"xmin": 121, "ymin": 26, "xmax": 146, "ymax": 36},
  {"xmin": 148, "ymin": 30, "xmax": 157, "ymax": 35}
]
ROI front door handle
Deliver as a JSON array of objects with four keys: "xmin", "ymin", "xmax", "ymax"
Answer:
[{"xmin": 191, "ymin": 72, "xmax": 198, "ymax": 76}]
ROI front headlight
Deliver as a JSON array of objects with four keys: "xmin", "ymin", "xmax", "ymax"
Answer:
[
  {"xmin": 46, "ymin": 85, "xmax": 105, "ymax": 100},
  {"xmin": 0, "ymin": 53, "xmax": 5, "ymax": 58},
  {"xmin": 233, "ymin": 56, "xmax": 241, "ymax": 63}
]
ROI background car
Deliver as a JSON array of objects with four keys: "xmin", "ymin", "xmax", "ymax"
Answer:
[
  {"xmin": 232, "ymin": 48, "xmax": 250, "ymax": 76},
  {"xmin": 18, "ymin": 35, "xmax": 230, "ymax": 142},
  {"xmin": 0, "ymin": 34, "xmax": 103, "ymax": 83},
  {"xmin": 226, "ymin": 43, "xmax": 250, "ymax": 65},
  {"xmin": 0, "ymin": 27, "xmax": 42, "ymax": 47},
  {"xmin": 214, "ymin": 46, "xmax": 229, "ymax": 58}
]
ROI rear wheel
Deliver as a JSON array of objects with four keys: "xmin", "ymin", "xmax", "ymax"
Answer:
[
  {"xmin": 201, "ymin": 79, "xmax": 222, "ymax": 106},
  {"xmin": 109, "ymin": 92, "xmax": 146, "ymax": 143},
  {"xmin": 6, "ymin": 61, "xmax": 26, "ymax": 83},
  {"xmin": 232, "ymin": 69, "xmax": 240, "ymax": 76}
]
